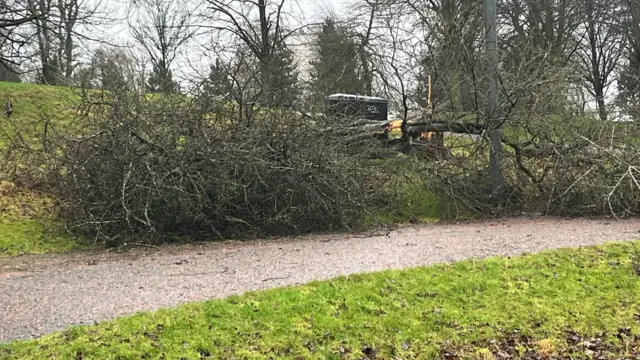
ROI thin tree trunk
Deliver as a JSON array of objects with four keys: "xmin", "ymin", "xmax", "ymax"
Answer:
[
  {"xmin": 596, "ymin": 93, "xmax": 607, "ymax": 121},
  {"xmin": 258, "ymin": 0, "xmax": 269, "ymax": 61},
  {"xmin": 484, "ymin": 0, "xmax": 505, "ymax": 201}
]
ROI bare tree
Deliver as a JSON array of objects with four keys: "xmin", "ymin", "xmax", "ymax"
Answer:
[
  {"xmin": 574, "ymin": 0, "xmax": 624, "ymax": 120},
  {"xmin": 27, "ymin": 0, "xmax": 57, "ymax": 83},
  {"xmin": 499, "ymin": 0, "xmax": 583, "ymax": 58},
  {"xmin": 129, "ymin": 0, "xmax": 194, "ymax": 93},
  {"xmin": 203, "ymin": 0, "xmax": 289, "ymax": 65},
  {"xmin": 26, "ymin": 0, "xmax": 105, "ymax": 84},
  {"xmin": 352, "ymin": 0, "xmax": 378, "ymax": 96},
  {"xmin": 498, "ymin": 0, "xmax": 584, "ymax": 114},
  {"xmin": 0, "ymin": 0, "xmax": 45, "ymax": 76},
  {"xmin": 616, "ymin": 0, "xmax": 640, "ymax": 118},
  {"xmin": 55, "ymin": 0, "xmax": 79, "ymax": 79}
]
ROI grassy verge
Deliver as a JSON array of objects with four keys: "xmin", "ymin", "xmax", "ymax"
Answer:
[
  {"xmin": 0, "ymin": 181, "xmax": 83, "ymax": 257},
  {"xmin": 2, "ymin": 241, "xmax": 639, "ymax": 359},
  {"xmin": 0, "ymin": 220, "xmax": 82, "ymax": 257}
]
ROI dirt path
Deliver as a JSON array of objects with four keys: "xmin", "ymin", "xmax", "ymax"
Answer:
[{"xmin": 1, "ymin": 216, "xmax": 639, "ymax": 343}]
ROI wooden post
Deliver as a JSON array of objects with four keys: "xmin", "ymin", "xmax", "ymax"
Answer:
[{"xmin": 5, "ymin": 98, "xmax": 12, "ymax": 118}]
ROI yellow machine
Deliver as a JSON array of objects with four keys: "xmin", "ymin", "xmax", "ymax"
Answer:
[{"xmin": 385, "ymin": 75, "xmax": 435, "ymax": 141}]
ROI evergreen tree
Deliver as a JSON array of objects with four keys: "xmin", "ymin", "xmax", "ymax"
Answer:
[
  {"xmin": 93, "ymin": 48, "xmax": 130, "ymax": 90},
  {"xmin": 0, "ymin": 62, "xmax": 21, "ymax": 82},
  {"xmin": 309, "ymin": 18, "xmax": 363, "ymax": 104},
  {"xmin": 205, "ymin": 58, "xmax": 235, "ymax": 99},
  {"xmin": 147, "ymin": 61, "xmax": 179, "ymax": 93},
  {"xmin": 260, "ymin": 41, "xmax": 300, "ymax": 107},
  {"xmin": 89, "ymin": 47, "xmax": 141, "ymax": 91}
]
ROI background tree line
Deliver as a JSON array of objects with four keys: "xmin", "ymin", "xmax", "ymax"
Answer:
[{"xmin": 2, "ymin": 0, "xmax": 639, "ymax": 122}]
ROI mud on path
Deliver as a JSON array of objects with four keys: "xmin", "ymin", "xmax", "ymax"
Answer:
[{"xmin": 1, "ymin": 216, "xmax": 639, "ymax": 343}]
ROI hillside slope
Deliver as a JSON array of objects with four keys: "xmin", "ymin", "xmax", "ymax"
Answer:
[{"xmin": 0, "ymin": 82, "xmax": 87, "ymax": 256}]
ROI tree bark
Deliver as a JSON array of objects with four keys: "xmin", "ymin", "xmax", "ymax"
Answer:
[
  {"xmin": 258, "ymin": 0, "xmax": 270, "ymax": 62},
  {"xmin": 485, "ymin": 0, "xmax": 505, "ymax": 201}
]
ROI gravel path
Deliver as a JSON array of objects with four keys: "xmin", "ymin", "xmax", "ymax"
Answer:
[{"xmin": 1, "ymin": 216, "xmax": 639, "ymax": 343}]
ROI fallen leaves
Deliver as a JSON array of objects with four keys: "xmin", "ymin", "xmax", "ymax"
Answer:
[{"xmin": 448, "ymin": 328, "xmax": 640, "ymax": 359}]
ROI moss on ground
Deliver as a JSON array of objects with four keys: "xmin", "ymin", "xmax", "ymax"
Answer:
[
  {"xmin": 0, "ymin": 220, "xmax": 81, "ymax": 257},
  {"xmin": 0, "ymin": 180, "xmax": 82, "ymax": 257},
  {"xmin": 2, "ymin": 241, "xmax": 639, "ymax": 359}
]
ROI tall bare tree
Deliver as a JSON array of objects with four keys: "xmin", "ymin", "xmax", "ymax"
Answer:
[
  {"xmin": 0, "ymin": 0, "xmax": 45, "ymax": 76},
  {"xmin": 129, "ymin": 0, "xmax": 194, "ymax": 93},
  {"xmin": 616, "ymin": 0, "xmax": 640, "ymax": 118},
  {"xmin": 574, "ymin": 0, "xmax": 624, "ymax": 120},
  {"xmin": 26, "ymin": 0, "xmax": 103, "ymax": 84},
  {"xmin": 203, "ymin": 0, "xmax": 289, "ymax": 65},
  {"xmin": 55, "ymin": 0, "xmax": 79, "ymax": 79},
  {"xmin": 354, "ymin": 0, "xmax": 377, "ymax": 96},
  {"xmin": 27, "ymin": 0, "xmax": 56, "ymax": 83}
]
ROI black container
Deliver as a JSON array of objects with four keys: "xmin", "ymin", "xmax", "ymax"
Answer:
[{"xmin": 325, "ymin": 94, "xmax": 388, "ymax": 121}]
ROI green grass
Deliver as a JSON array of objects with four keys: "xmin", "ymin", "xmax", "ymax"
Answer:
[
  {"xmin": 373, "ymin": 179, "xmax": 442, "ymax": 224},
  {"xmin": 0, "ymin": 81, "xmax": 80, "ymax": 118},
  {"xmin": 0, "ymin": 219, "xmax": 81, "ymax": 257},
  {"xmin": 0, "ymin": 82, "xmax": 85, "ymax": 147},
  {"xmin": 2, "ymin": 241, "xmax": 639, "ymax": 359},
  {"xmin": 0, "ymin": 179, "xmax": 84, "ymax": 257}
]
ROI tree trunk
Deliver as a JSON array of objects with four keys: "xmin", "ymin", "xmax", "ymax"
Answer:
[
  {"xmin": 596, "ymin": 92, "xmax": 607, "ymax": 120},
  {"xmin": 484, "ymin": 0, "xmax": 505, "ymax": 202},
  {"xmin": 258, "ymin": 0, "xmax": 269, "ymax": 61},
  {"xmin": 359, "ymin": 46, "xmax": 372, "ymax": 95}
]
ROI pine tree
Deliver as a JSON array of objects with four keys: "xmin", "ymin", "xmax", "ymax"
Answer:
[
  {"xmin": 0, "ymin": 62, "xmax": 21, "ymax": 83},
  {"xmin": 309, "ymin": 18, "xmax": 363, "ymax": 105},
  {"xmin": 206, "ymin": 58, "xmax": 235, "ymax": 99},
  {"xmin": 260, "ymin": 42, "xmax": 300, "ymax": 107},
  {"xmin": 147, "ymin": 61, "xmax": 179, "ymax": 93}
]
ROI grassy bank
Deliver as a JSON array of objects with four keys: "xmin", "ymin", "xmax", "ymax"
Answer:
[
  {"xmin": 0, "ymin": 220, "xmax": 81, "ymax": 257},
  {"xmin": 2, "ymin": 241, "xmax": 639, "ymax": 359},
  {"xmin": 0, "ymin": 180, "xmax": 82, "ymax": 257}
]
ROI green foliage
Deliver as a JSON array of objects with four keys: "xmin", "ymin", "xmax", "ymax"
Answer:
[
  {"xmin": 261, "ymin": 43, "xmax": 300, "ymax": 107},
  {"xmin": 146, "ymin": 62, "xmax": 179, "ymax": 94},
  {"xmin": 3, "ymin": 241, "xmax": 640, "ymax": 358},
  {"xmin": 309, "ymin": 17, "xmax": 364, "ymax": 106},
  {"xmin": 205, "ymin": 58, "xmax": 235, "ymax": 99}
]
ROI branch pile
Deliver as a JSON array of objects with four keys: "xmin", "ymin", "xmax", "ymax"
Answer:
[{"xmin": 44, "ymin": 94, "xmax": 385, "ymax": 245}]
